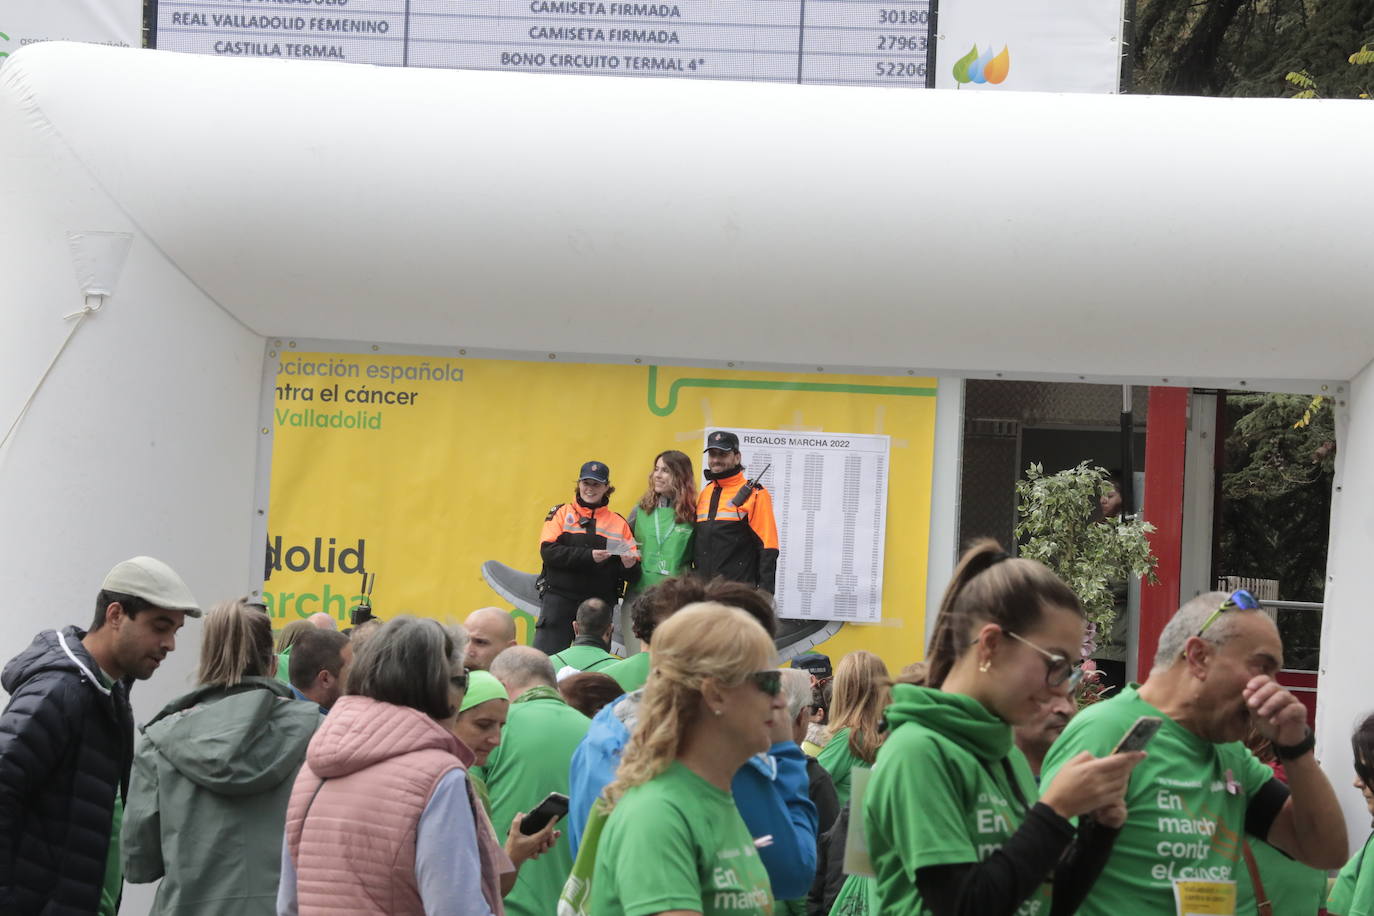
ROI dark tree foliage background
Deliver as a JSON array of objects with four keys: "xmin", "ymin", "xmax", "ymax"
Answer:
[
  {"xmin": 1217, "ymin": 394, "xmax": 1335, "ymax": 666},
  {"xmin": 1130, "ymin": 1, "xmax": 1362, "ymax": 665},
  {"xmin": 1131, "ymin": 0, "xmax": 1374, "ymax": 96}
]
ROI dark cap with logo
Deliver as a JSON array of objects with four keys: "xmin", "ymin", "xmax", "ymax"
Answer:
[
  {"xmin": 704, "ymin": 430, "xmax": 741, "ymax": 453},
  {"xmin": 579, "ymin": 461, "xmax": 610, "ymax": 483},
  {"xmin": 791, "ymin": 652, "xmax": 832, "ymax": 680}
]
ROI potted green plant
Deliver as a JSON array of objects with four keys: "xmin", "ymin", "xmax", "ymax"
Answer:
[{"xmin": 1014, "ymin": 461, "xmax": 1158, "ymax": 700}]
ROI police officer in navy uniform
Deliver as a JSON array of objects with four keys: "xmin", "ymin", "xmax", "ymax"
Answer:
[
  {"xmin": 693, "ymin": 431, "xmax": 780, "ymax": 593},
  {"xmin": 535, "ymin": 460, "xmax": 640, "ymax": 654}
]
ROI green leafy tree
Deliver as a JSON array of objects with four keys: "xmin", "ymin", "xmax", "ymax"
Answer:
[
  {"xmin": 1218, "ymin": 393, "xmax": 1335, "ymax": 603},
  {"xmin": 1015, "ymin": 462, "xmax": 1158, "ymax": 635},
  {"xmin": 1131, "ymin": 0, "xmax": 1374, "ymax": 97},
  {"xmin": 1286, "ymin": 41, "xmax": 1374, "ymax": 97}
]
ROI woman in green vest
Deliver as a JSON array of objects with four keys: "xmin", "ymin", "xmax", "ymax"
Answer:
[
  {"xmin": 1328, "ymin": 713, "xmax": 1374, "ymax": 916},
  {"xmin": 627, "ymin": 450, "xmax": 697, "ymax": 595}
]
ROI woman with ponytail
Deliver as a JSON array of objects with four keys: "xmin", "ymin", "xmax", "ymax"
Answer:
[
  {"xmin": 590, "ymin": 602, "xmax": 785, "ymax": 916},
  {"xmin": 831, "ymin": 540, "xmax": 1144, "ymax": 916},
  {"xmin": 123, "ymin": 599, "xmax": 321, "ymax": 914}
]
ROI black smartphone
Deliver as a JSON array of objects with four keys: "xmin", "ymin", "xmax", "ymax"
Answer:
[
  {"xmin": 1112, "ymin": 716, "xmax": 1163, "ymax": 754},
  {"xmin": 519, "ymin": 792, "xmax": 570, "ymax": 835}
]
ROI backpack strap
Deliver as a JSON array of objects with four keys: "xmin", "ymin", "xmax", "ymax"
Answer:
[{"xmin": 1242, "ymin": 838, "xmax": 1273, "ymax": 916}]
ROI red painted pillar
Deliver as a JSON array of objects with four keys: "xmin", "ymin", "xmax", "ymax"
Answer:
[{"xmin": 1138, "ymin": 387, "xmax": 1190, "ymax": 678}]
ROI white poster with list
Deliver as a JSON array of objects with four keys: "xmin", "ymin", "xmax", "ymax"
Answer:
[{"xmin": 726, "ymin": 428, "xmax": 890, "ymax": 624}]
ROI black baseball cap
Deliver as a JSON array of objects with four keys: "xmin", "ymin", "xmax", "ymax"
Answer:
[
  {"xmin": 579, "ymin": 460, "xmax": 610, "ymax": 483},
  {"xmin": 704, "ymin": 430, "xmax": 740, "ymax": 453},
  {"xmin": 791, "ymin": 652, "xmax": 832, "ymax": 680}
]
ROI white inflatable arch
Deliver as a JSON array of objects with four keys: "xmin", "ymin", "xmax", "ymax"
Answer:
[{"xmin": 3, "ymin": 42, "xmax": 1374, "ymax": 863}]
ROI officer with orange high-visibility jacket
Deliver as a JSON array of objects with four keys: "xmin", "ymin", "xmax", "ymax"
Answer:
[
  {"xmin": 693, "ymin": 430, "xmax": 779, "ymax": 594},
  {"xmin": 536, "ymin": 460, "xmax": 640, "ymax": 654}
]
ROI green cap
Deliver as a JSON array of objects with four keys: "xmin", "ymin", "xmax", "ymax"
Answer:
[{"xmin": 460, "ymin": 670, "xmax": 510, "ymax": 713}]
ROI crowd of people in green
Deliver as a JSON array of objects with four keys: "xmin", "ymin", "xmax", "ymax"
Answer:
[{"xmin": 1, "ymin": 435, "xmax": 1372, "ymax": 916}]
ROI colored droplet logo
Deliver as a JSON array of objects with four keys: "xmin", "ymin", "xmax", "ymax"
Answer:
[
  {"xmin": 984, "ymin": 45, "xmax": 1010, "ymax": 83},
  {"xmin": 951, "ymin": 44, "xmax": 978, "ymax": 84},
  {"xmin": 0, "ymin": 32, "xmax": 10, "ymax": 59},
  {"xmin": 952, "ymin": 43, "xmax": 1010, "ymax": 85}
]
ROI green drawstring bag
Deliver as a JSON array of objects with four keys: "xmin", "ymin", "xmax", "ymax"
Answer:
[
  {"xmin": 828, "ymin": 874, "xmax": 879, "ymax": 916},
  {"xmin": 557, "ymin": 799, "xmax": 610, "ymax": 916}
]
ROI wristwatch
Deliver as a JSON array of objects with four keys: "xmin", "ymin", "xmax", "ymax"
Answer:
[{"xmin": 1274, "ymin": 727, "xmax": 1316, "ymax": 760}]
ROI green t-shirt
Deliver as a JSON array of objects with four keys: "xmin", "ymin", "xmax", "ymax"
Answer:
[
  {"xmin": 816, "ymin": 727, "xmax": 865, "ymax": 809},
  {"xmin": 550, "ymin": 643, "xmax": 620, "ymax": 673},
  {"xmin": 629, "ymin": 505, "xmax": 694, "ymax": 592},
  {"xmin": 591, "ymin": 761, "xmax": 774, "ymax": 916},
  {"xmin": 1248, "ymin": 833, "xmax": 1327, "ymax": 915},
  {"xmin": 1041, "ymin": 685, "xmax": 1276, "ymax": 916},
  {"xmin": 96, "ymin": 668, "xmax": 123, "ymax": 916},
  {"xmin": 604, "ymin": 652, "xmax": 651, "ymax": 693},
  {"xmin": 473, "ymin": 687, "xmax": 591, "ymax": 916},
  {"xmin": 1329, "ymin": 833, "xmax": 1374, "ymax": 916},
  {"xmin": 864, "ymin": 701, "xmax": 1049, "ymax": 915}
]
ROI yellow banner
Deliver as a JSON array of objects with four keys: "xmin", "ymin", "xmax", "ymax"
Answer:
[{"xmin": 264, "ymin": 352, "xmax": 937, "ymax": 672}]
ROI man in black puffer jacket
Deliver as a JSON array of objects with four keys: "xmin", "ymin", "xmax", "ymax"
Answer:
[{"xmin": 0, "ymin": 556, "xmax": 200, "ymax": 916}]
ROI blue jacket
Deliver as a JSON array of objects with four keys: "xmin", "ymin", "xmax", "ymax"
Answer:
[{"xmin": 567, "ymin": 691, "xmax": 818, "ymax": 899}]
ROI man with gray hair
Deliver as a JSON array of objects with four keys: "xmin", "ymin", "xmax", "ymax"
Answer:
[
  {"xmin": 779, "ymin": 667, "xmax": 840, "ymax": 836},
  {"xmin": 478, "ymin": 646, "xmax": 591, "ymax": 916},
  {"xmin": 1042, "ymin": 590, "xmax": 1347, "ymax": 915}
]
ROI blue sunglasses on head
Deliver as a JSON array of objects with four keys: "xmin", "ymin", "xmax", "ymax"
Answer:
[{"xmin": 1194, "ymin": 589, "xmax": 1260, "ymax": 639}]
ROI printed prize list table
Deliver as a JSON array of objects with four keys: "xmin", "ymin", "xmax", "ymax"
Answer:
[
  {"xmin": 156, "ymin": 0, "xmax": 932, "ymax": 87},
  {"xmin": 730, "ymin": 428, "xmax": 891, "ymax": 624}
]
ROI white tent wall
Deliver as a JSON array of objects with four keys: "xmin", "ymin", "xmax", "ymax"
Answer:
[
  {"xmin": 3, "ymin": 39, "xmax": 1374, "ymax": 872},
  {"xmin": 1318, "ymin": 365, "xmax": 1374, "ymax": 857},
  {"xmin": 0, "ymin": 41, "xmax": 264, "ymax": 775}
]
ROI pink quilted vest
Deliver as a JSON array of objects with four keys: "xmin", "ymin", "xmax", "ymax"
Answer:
[{"xmin": 285, "ymin": 695, "xmax": 505, "ymax": 915}]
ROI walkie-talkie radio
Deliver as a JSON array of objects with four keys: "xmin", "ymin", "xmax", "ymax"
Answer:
[
  {"xmin": 350, "ymin": 571, "xmax": 377, "ymax": 627},
  {"xmin": 729, "ymin": 463, "xmax": 772, "ymax": 508}
]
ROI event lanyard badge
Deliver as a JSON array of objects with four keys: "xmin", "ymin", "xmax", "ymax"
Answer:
[{"xmin": 1172, "ymin": 879, "xmax": 1236, "ymax": 916}]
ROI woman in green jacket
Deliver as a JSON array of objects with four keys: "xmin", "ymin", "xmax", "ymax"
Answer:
[
  {"xmin": 830, "ymin": 540, "xmax": 1143, "ymax": 916},
  {"xmin": 123, "ymin": 599, "xmax": 320, "ymax": 914}
]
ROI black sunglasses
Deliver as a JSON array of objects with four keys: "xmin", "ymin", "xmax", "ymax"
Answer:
[{"xmin": 748, "ymin": 670, "xmax": 782, "ymax": 697}]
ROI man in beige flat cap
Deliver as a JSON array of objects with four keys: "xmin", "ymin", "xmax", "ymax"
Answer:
[{"xmin": 0, "ymin": 556, "xmax": 201, "ymax": 916}]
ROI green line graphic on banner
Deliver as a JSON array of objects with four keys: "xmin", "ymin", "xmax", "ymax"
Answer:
[{"xmin": 645, "ymin": 365, "xmax": 937, "ymax": 417}]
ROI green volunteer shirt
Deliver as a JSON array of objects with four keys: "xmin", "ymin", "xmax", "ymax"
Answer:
[
  {"xmin": 816, "ymin": 727, "xmax": 865, "ymax": 809},
  {"xmin": 1041, "ymin": 685, "xmax": 1276, "ymax": 916},
  {"xmin": 550, "ymin": 643, "xmax": 620, "ymax": 673},
  {"xmin": 591, "ymin": 761, "xmax": 774, "ymax": 916},
  {"xmin": 604, "ymin": 652, "xmax": 651, "ymax": 693},
  {"xmin": 629, "ymin": 504, "xmax": 694, "ymax": 592},
  {"xmin": 1248, "ymin": 833, "xmax": 1327, "ymax": 915},
  {"xmin": 472, "ymin": 685, "xmax": 591, "ymax": 916},
  {"xmin": 864, "ymin": 688, "xmax": 1050, "ymax": 916},
  {"xmin": 96, "ymin": 668, "xmax": 123, "ymax": 916},
  {"xmin": 1329, "ymin": 833, "xmax": 1374, "ymax": 916}
]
